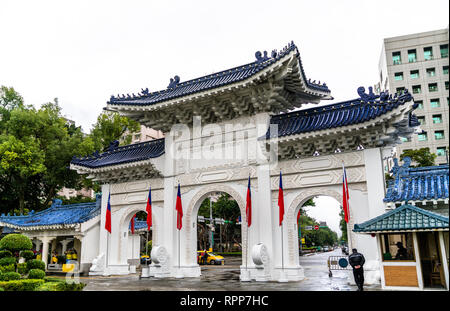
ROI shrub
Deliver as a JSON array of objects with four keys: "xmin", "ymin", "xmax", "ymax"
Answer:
[
  {"xmin": 0, "ymin": 271, "xmax": 21, "ymax": 281},
  {"xmin": 19, "ymin": 250, "xmax": 35, "ymax": 261},
  {"xmin": 0, "ymin": 256, "xmax": 16, "ymax": 266},
  {"xmin": 26, "ymin": 259, "xmax": 45, "ymax": 272},
  {"xmin": 0, "ymin": 287, "xmax": 4, "ymax": 291},
  {"xmin": 0, "ymin": 264, "xmax": 15, "ymax": 273},
  {"xmin": 17, "ymin": 263, "xmax": 27, "ymax": 275},
  {"xmin": 28, "ymin": 269, "xmax": 45, "ymax": 279},
  {"xmin": 0, "ymin": 279, "xmax": 44, "ymax": 291},
  {"xmin": 0, "ymin": 234, "xmax": 32, "ymax": 252},
  {"xmin": 36, "ymin": 282, "xmax": 60, "ymax": 291},
  {"xmin": 0, "ymin": 250, "xmax": 13, "ymax": 259}
]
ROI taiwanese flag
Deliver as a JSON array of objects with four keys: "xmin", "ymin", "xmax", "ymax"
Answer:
[
  {"xmin": 175, "ymin": 184, "xmax": 183, "ymax": 230},
  {"xmin": 246, "ymin": 176, "xmax": 252, "ymax": 227},
  {"xmin": 105, "ymin": 193, "xmax": 112, "ymax": 233},
  {"xmin": 297, "ymin": 210, "xmax": 301, "ymax": 224},
  {"xmin": 278, "ymin": 171, "xmax": 285, "ymax": 226},
  {"xmin": 146, "ymin": 187, "xmax": 152, "ymax": 230},
  {"xmin": 130, "ymin": 214, "xmax": 135, "ymax": 234},
  {"xmin": 342, "ymin": 163, "xmax": 350, "ymax": 223}
]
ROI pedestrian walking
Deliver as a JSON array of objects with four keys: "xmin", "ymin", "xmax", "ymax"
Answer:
[{"xmin": 348, "ymin": 248, "xmax": 365, "ymax": 291}]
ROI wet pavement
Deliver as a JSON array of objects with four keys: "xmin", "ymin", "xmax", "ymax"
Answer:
[{"xmin": 79, "ymin": 249, "xmax": 381, "ymax": 291}]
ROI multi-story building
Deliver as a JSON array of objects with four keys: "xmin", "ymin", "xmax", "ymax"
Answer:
[
  {"xmin": 120, "ymin": 125, "xmax": 164, "ymax": 144},
  {"xmin": 378, "ymin": 28, "xmax": 449, "ymax": 165}
]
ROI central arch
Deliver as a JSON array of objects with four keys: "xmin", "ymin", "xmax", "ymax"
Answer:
[{"xmin": 184, "ymin": 183, "xmax": 247, "ymax": 268}]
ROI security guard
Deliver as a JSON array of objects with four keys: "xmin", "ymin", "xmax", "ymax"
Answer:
[{"xmin": 348, "ymin": 248, "xmax": 365, "ymax": 291}]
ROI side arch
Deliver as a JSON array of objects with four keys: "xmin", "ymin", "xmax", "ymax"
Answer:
[{"xmin": 286, "ymin": 187, "xmax": 343, "ymax": 266}]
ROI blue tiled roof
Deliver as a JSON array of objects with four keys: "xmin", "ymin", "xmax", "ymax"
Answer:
[
  {"xmin": 107, "ymin": 41, "xmax": 331, "ymax": 107},
  {"xmin": 0, "ymin": 197, "xmax": 101, "ymax": 229},
  {"xmin": 266, "ymin": 87, "xmax": 416, "ymax": 139},
  {"xmin": 354, "ymin": 204, "xmax": 449, "ymax": 233},
  {"xmin": 71, "ymin": 138, "xmax": 165, "ymax": 169},
  {"xmin": 384, "ymin": 157, "xmax": 449, "ymax": 203}
]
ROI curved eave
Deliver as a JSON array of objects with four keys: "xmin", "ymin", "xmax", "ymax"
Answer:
[
  {"xmin": 106, "ymin": 48, "xmax": 331, "ymax": 112},
  {"xmin": 266, "ymin": 100, "xmax": 415, "ymax": 144},
  {"xmin": 70, "ymin": 158, "xmax": 158, "ymax": 175},
  {"xmin": 354, "ymin": 227, "xmax": 448, "ymax": 234},
  {"xmin": 0, "ymin": 221, "xmax": 80, "ymax": 231}
]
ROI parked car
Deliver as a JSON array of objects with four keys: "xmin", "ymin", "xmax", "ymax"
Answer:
[
  {"xmin": 323, "ymin": 246, "xmax": 329, "ymax": 252},
  {"xmin": 197, "ymin": 250, "xmax": 225, "ymax": 265}
]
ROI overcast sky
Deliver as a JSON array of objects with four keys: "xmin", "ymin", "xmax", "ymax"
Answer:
[{"xmin": 1, "ymin": 0, "xmax": 448, "ymax": 235}]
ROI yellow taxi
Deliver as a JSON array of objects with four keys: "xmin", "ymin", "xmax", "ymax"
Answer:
[{"xmin": 197, "ymin": 250, "xmax": 225, "ymax": 265}]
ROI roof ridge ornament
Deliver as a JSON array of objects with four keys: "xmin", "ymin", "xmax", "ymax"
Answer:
[
  {"xmin": 167, "ymin": 75, "xmax": 180, "ymax": 89},
  {"xmin": 105, "ymin": 140, "xmax": 120, "ymax": 152},
  {"xmin": 255, "ymin": 51, "xmax": 269, "ymax": 63}
]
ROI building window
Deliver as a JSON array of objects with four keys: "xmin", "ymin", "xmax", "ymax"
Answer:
[
  {"xmin": 428, "ymin": 83, "xmax": 438, "ymax": 92},
  {"xmin": 408, "ymin": 49, "xmax": 417, "ymax": 63},
  {"xmin": 416, "ymin": 100, "xmax": 423, "ymax": 109},
  {"xmin": 441, "ymin": 44, "xmax": 449, "ymax": 58},
  {"xmin": 443, "ymin": 66, "xmax": 449, "ymax": 75},
  {"xmin": 400, "ymin": 137, "xmax": 410, "ymax": 142},
  {"xmin": 426, "ymin": 68, "xmax": 436, "ymax": 77},
  {"xmin": 417, "ymin": 116, "xmax": 426, "ymax": 125},
  {"xmin": 437, "ymin": 147, "xmax": 446, "ymax": 156},
  {"xmin": 418, "ymin": 132, "xmax": 428, "ymax": 141},
  {"xmin": 434, "ymin": 131, "xmax": 444, "ymax": 140},
  {"xmin": 396, "ymin": 87, "xmax": 405, "ymax": 95},
  {"xmin": 430, "ymin": 99, "xmax": 440, "ymax": 108},
  {"xmin": 392, "ymin": 51, "xmax": 401, "ymax": 65},
  {"xmin": 423, "ymin": 47, "xmax": 433, "ymax": 60},
  {"xmin": 432, "ymin": 114, "xmax": 442, "ymax": 124},
  {"xmin": 412, "ymin": 85, "xmax": 421, "ymax": 94},
  {"xmin": 445, "ymin": 81, "xmax": 449, "ymax": 90},
  {"xmin": 410, "ymin": 70, "xmax": 419, "ymax": 79},
  {"xmin": 380, "ymin": 233, "xmax": 415, "ymax": 261},
  {"xmin": 394, "ymin": 72, "xmax": 403, "ymax": 81}
]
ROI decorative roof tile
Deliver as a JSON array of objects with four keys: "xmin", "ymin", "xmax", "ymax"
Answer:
[
  {"xmin": 107, "ymin": 41, "xmax": 331, "ymax": 107},
  {"xmin": 353, "ymin": 204, "xmax": 449, "ymax": 233},
  {"xmin": 0, "ymin": 196, "xmax": 101, "ymax": 230},
  {"xmin": 266, "ymin": 87, "xmax": 416, "ymax": 139},
  {"xmin": 70, "ymin": 138, "xmax": 165, "ymax": 169},
  {"xmin": 384, "ymin": 157, "xmax": 449, "ymax": 203}
]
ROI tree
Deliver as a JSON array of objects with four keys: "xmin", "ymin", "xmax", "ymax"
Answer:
[
  {"xmin": 400, "ymin": 148, "xmax": 437, "ymax": 167},
  {"xmin": 339, "ymin": 206, "xmax": 348, "ymax": 243},
  {"xmin": 0, "ymin": 88, "xmax": 95, "ymax": 214},
  {"xmin": 89, "ymin": 111, "xmax": 140, "ymax": 151}
]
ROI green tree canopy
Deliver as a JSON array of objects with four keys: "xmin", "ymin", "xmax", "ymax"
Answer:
[
  {"xmin": 400, "ymin": 148, "xmax": 437, "ymax": 167},
  {"xmin": 89, "ymin": 111, "xmax": 140, "ymax": 151}
]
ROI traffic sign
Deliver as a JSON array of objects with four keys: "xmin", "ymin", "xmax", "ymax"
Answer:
[
  {"xmin": 314, "ymin": 225, "xmax": 319, "ymax": 230},
  {"xmin": 305, "ymin": 226, "xmax": 313, "ymax": 230}
]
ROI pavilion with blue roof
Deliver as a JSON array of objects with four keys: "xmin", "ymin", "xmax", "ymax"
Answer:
[
  {"xmin": 0, "ymin": 195, "xmax": 103, "ymax": 274},
  {"xmin": 353, "ymin": 157, "xmax": 449, "ymax": 290}
]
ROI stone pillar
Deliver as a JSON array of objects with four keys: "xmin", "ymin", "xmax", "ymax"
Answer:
[
  {"xmin": 60, "ymin": 239, "xmax": 71, "ymax": 255},
  {"xmin": 40, "ymin": 236, "xmax": 55, "ymax": 270},
  {"xmin": 34, "ymin": 239, "xmax": 42, "ymax": 252}
]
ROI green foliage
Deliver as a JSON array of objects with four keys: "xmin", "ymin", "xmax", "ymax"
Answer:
[
  {"xmin": 37, "ymin": 279, "xmax": 85, "ymax": 291},
  {"xmin": 0, "ymin": 91, "xmax": 96, "ymax": 214},
  {"xmin": 145, "ymin": 240, "xmax": 152, "ymax": 256},
  {"xmin": 0, "ymin": 287, "xmax": 3, "ymax": 291},
  {"xmin": 19, "ymin": 250, "xmax": 35, "ymax": 261},
  {"xmin": 400, "ymin": 148, "xmax": 437, "ymax": 167},
  {"xmin": 90, "ymin": 111, "xmax": 140, "ymax": 151},
  {"xmin": 0, "ymin": 279, "xmax": 44, "ymax": 291},
  {"xmin": 17, "ymin": 263, "xmax": 27, "ymax": 275},
  {"xmin": 28, "ymin": 269, "xmax": 45, "ymax": 279},
  {"xmin": 54, "ymin": 194, "xmax": 96, "ymax": 205},
  {"xmin": 0, "ymin": 250, "xmax": 12, "ymax": 259},
  {"xmin": 0, "ymin": 257, "xmax": 16, "ymax": 266},
  {"xmin": 0, "ymin": 271, "xmax": 20, "ymax": 281},
  {"xmin": 26, "ymin": 259, "xmax": 45, "ymax": 272},
  {"xmin": 0, "ymin": 234, "xmax": 32, "ymax": 252},
  {"xmin": 339, "ymin": 206, "xmax": 348, "ymax": 243},
  {"xmin": 0, "ymin": 264, "xmax": 15, "ymax": 273}
]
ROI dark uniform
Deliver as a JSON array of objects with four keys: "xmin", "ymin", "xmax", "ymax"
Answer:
[{"xmin": 348, "ymin": 248, "xmax": 365, "ymax": 291}]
